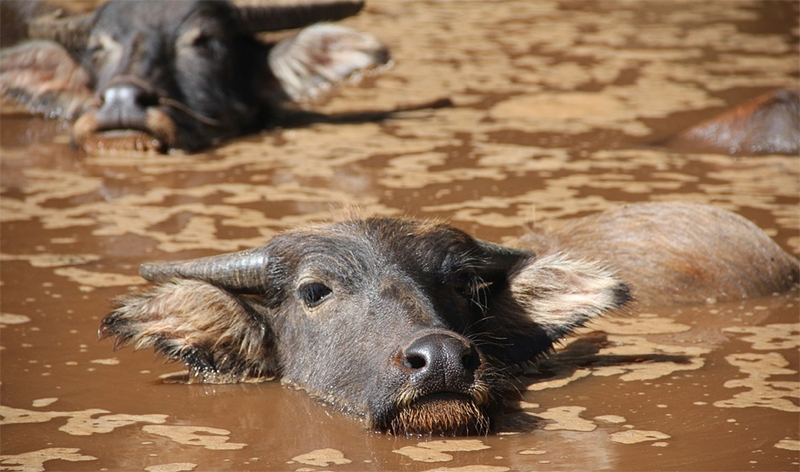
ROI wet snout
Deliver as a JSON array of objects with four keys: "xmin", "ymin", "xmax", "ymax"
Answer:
[
  {"xmin": 399, "ymin": 331, "xmax": 480, "ymax": 396},
  {"xmin": 379, "ymin": 330, "xmax": 494, "ymax": 434},
  {"xmin": 94, "ymin": 83, "xmax": 154, "ymax": 130},
  {"xmin": 73, "ymin": 79, "xmax": 175, "ymax": 153}
]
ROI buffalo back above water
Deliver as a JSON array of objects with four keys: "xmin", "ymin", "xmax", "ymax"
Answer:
[
  {"xmin": 520, "ymin": 201, "xmax": 800, "ymax": 306},
  {"xmin": 663, "ymin": 89, "xmax": 800, "ymax": 156}
]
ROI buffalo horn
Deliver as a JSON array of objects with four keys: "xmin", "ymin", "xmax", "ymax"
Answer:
[
  {"xmin": 27, "ymin": 10, "xmax": 94, "ymax": 51},
  {"xmin": 139, "ymin": 248, "xmax": 272, "ymax": 291},
  {"xmin": 237, "ymin": 0, "xmax": 364, "ymax": 34}
]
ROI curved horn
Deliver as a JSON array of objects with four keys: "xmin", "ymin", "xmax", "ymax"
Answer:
[
  {"xmin": 27, "ymin": 10, "xmax": 95, "ymax": 51},
  {"xmin": 139, "ymin": 247, "xmax": 272, "ymax": 291},
  {"xmin": 237, "ymin": 0, "xmax": 364, "ymax": 34}
]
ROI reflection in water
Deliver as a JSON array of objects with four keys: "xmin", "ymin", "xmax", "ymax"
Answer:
[{"xmin": 1, "ymin": 0, "xmax": 798, "ymax": 471}]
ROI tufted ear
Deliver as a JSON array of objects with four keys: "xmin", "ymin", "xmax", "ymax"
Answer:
[
  {"xmin": 268, "ymin": 23, "xmax": 390, "ymax": 102},
  {"xmin": 0, "ymin": 40, "xmax": 92, "ymax": 120},
  {"xmin": 507, "ymin": 253, "xmax": 631, "ymax": 340},
  {"xmin": 99, "ymin": 279, "xmax": 278, "ymax": 383},
  {"xmin": 479, "ymin": 251, "xmax": 630, "ymax": 367}
]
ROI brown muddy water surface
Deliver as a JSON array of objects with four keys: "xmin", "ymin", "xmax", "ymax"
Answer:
[{"xmin": 1, "ymin": 1, "xmax": 799, "ymax": 471}]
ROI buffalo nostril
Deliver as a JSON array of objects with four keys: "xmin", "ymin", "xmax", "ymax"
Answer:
[
  {"xmin": 462, "ymin": 348, "xmax": 480, "ymax": 371},
  {"xmin": 404, "ymin": 353, "xmax": 426, "ymax": 370},
  {"xmin": 401, "ymin": 333, "xmax": 479, "ymax": 393},
  {"xmin": 95, "ymin": 84, "xmax": 155, "ymax": 129},
  {"xmin": 101, "ymin": 85, "xmax": 154, "ymax": 109}
]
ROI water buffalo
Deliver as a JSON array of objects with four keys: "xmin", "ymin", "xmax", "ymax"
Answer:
[
  {"xmin": 664, "ymin": 88, "xmax": 800, "ymax": 156},
  {"xmin": 100, "ymin": 202, "xmax": 799, "ymax": 435},
  {"xmin": 0, "ymin": 0, "xmax": 389, "ymax": 153}
]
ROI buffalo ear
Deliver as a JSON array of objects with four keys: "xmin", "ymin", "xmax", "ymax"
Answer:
[
  {"xmin": 0, "ymin": 40, "xmax": 92, "ymax": 119},
  {"xmin": 268, "ymin": 23, "xmax": 390, "ymax": 102},
  {"xmin": 508, "ymin": 252, "xmax": 631, "ymax": 341},
  {"xmin": 475, "ymin": 240, "xmax": 533, "ymax": 279},
  {"xmin": 477, "ymin": 248, "xmax": 629, "ymax": 366},
  {"xmin": 100, "ymin": 280, "xmax": 278, "ymax": 383}
]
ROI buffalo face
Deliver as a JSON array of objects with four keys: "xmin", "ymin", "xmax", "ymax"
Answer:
[
  {"xmin": 74, "ymin": 0, "xmax": 255, "ymax": 152},
  {"xmin": 1, "ymin": 0, "xmax": 389, "ymax": 153},
  {"xmin": 100, "ymin": 218, "xmax": 629, "ymax": 435}
]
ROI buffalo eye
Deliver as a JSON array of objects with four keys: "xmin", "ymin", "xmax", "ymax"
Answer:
[
  {"xmin": 86, "ymin": 33, "xmax": 118, "ymax": 62},
  {"xmin": 453, "ymin": 271, "xmax": 479, "ymax": 296},
  {"xmin": 191, "ymin": 33, "xmax": 214, "ymax": 51},
  {"xmin": 299, "ymin": 282, "xmax": 333, "ymax": 308},
  {"xmin": 452, "ymin": 271, "xmax": 493, "ymax": 310},
  {"xmin": 177, "ymin": 28, "xmax": 223, "ymax": 59},
  {"xmin": 86, "ymin": 43, "xmax": 102, "ymax": 58}
]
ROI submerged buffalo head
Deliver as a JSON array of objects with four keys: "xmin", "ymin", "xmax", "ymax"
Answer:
[
  {"xmin": 1, "ymin": 0, "xmax": 389, "ymax": 152},
  {"xmin": 100, "ymin": 217, "xmax": 629, "ymax": 435}
]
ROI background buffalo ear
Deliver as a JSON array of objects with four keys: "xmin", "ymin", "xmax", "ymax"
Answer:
[
  {"xmin": 508, "ymin": 252, "xmax": 631, "ymax": 341},
  {"xmin": 1, "ymin": 40, "xmax": 92, "ymax": 120},
  {"xmin": 100, "ymin": 280, "xmax": 278, "ymax": 384},
  {"xmin": 267, "ymin": 23, "xmax": 390, "ymax": 102}
]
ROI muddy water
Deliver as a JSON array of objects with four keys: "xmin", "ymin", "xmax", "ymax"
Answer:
[{"xmin": 1, "ymin": 1, "xmax": 798, "ymax": 471}]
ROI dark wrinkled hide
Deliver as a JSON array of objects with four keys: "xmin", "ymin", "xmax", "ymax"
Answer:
[
  {"xmin": 664, "ymin": 89, "xmax": 800, "ymax": 156},
  {"xmin": 99, "ymin": 202, "xmax": 799, "ymax": 435},
  {"xmin": 0, "ymin": 0, "xmax": 389, "ymax": 152}
]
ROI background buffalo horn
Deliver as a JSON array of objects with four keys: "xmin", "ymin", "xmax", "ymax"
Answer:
[
  {"xmin": 139, "ymin": 248, "xmax": 272, "ymax": 291},
  {"xmin": 237, "ymin": 0, "xmax": 364, "ymax": 34},
  {"xmin": 27, "ymin": 10, "xmax": 94, "ymax": 52}
]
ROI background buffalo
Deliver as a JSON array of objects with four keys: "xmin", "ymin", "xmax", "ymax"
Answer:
[{"xmin": 0, "ymin": 0, "xmax": 390, "ymax": 152}]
